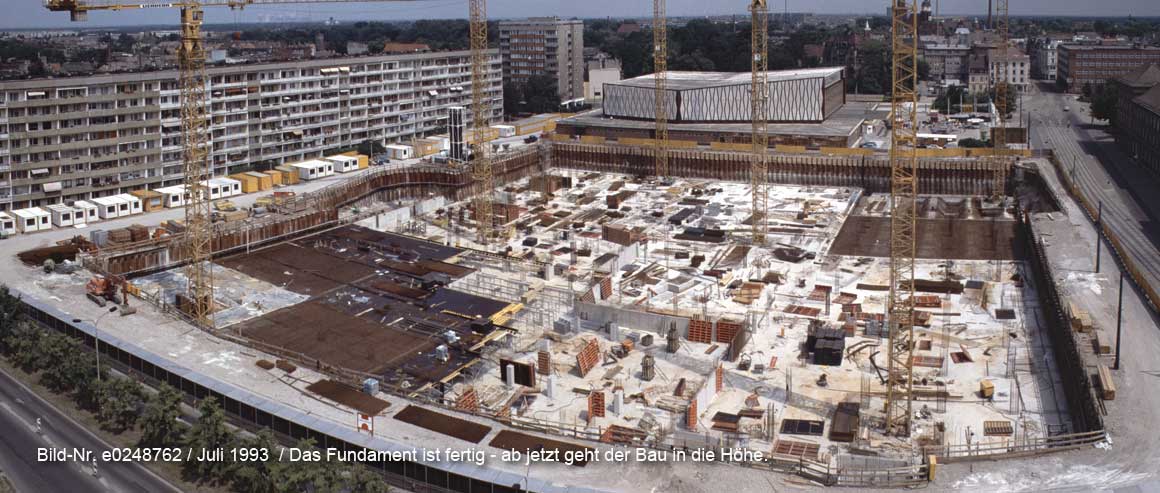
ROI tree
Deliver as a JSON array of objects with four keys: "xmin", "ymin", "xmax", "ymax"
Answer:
[
  {"xmin": 918, "ymin": 59, "xmax": 931, "ymax": 81},
  {"xmin": 503, "ymin": 81, "xmax": 525, "ymax": 116},
  {"xmin": 186, "ymin": 397, "xmax": 233, "ymax": 482},
  {"xmin": 139, "ymin": 383, "xmax": 184, "ymax": 447},
  {"xmin": 40, "ymin": 335, "xmax": 93, "ymax": 393},
  {"xmin": 0, "ymin": 286, "xmax": 23, "ymax": 354},
  {"xmin": 230, "ymin": 430, "xmax": 277, "ymax": 493},
  {"xmin": 853, "ymin": 40, "xmax": 889, "ymax": 95},
  {"xmin": 271, "ymin": 438, "xmax": 342, "ymax": 493},
  {"xmin": 5, "ymin": 324, "xmax": 42, "ymax": 370},
  {"xmin": 934, "ymin": 86, "xmax": 968, "ymax": 113},
  {"xmin": 523, "ymin": 75, "xmax": 561, "ymax": 114},
  {"xmin": 96, "ymin": 377, "xmax": 143, "ymax": 432},
  {"xmin": 357, "ymin": 140, "xmax": 385, "ymax": 157},
  {"xmin": 990, "ymin": 86, "xmax": 1017, "ymax": 117},
  {"xmin": 959, "ymin": 137, "xmax": 989, "ymax": 148},
  {"xmin": 345, "ymin": 465, "xmax": 391, "ymax": 493},
  {"xmin": 1091, "ymin": 84, "xmax": 1119, "ymax": 123}
]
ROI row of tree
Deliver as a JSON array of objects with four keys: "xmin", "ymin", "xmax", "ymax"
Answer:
[
  {"xmin": 584, "ymin": 19, "xmax": 922, "ymax": 95},
  {"xmin": 0, "ymin": 286, "xmax": 391, "ymax": 493},
  {"xmin": 503, "ymin": 75, "xmax": 562, "ymax": 116},
  {"xmin": 237, "ymin": 20, "xmax": 488, "ymax": 54}
]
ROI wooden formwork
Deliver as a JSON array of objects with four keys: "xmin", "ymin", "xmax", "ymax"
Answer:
[
  {"xmin": 91, "ymin": 149, "xmax": 543, "ymax": 278},
  {"xmin": 551, "ymin": 142, "xmax": 1009, "ymax": 195}
]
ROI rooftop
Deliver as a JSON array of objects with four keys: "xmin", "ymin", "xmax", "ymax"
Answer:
[
  {"xmin": 1115, "ymin": 63, "xmax": 1160, "ymax": 88},
  {"xmin": 613, "ymin": 68, "xmax": 844, "ymax": 91},
  {"xmin": 561, "ymin": 102, "xmax": 883, "ymax": 139},
  {"xmin": 1134, "ymin": 84, "xmax": 1160, "ymax": 116},
  {"xmin": 1060, "ymin": 43, "xmax": 1160, "ymax": 51}
]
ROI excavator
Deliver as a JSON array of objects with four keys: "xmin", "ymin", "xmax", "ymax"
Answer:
[{"xmin": 85, "ymin": 274, "xmax": 135, "ymax": 314}]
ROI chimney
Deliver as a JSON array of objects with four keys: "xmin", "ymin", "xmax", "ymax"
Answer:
[{"xmin": 988, "ymin": 0, "xmax": 993, "ymax": 30}]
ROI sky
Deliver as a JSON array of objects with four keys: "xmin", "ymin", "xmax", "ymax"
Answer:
[{"xmin": 5, "ymin": 0, "xmax": 1160, "ymax": 29}]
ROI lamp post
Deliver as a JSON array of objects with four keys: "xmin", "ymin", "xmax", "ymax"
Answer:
[
  {"xmin": 1114, "ymin": 273, "xmax": 1124, "ymax": 370},
  {"xmin": 73, "ymin": 305, "xmax": 117, "ymax": 382},
  {"xmin": 519, "ymin": 445, "xmax": 544, "ymax": 492},
  {"xmin": 1096, "ymin": 201, "xmax": 1102, "ymax": 274}
]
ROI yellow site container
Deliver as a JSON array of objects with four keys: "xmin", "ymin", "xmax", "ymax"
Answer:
[
  {"xmin": 244, "ymin": 171, "xmax": 273, "ymax": 191},
  {"xmin": 130, "ymin": 189, "xmax": 165, "ymax": 212},
  {"xmin": 274, "ymin": 165, "xmax": 300, "ymax": 185},
  {"xmin": 415, "ymin": 138, "xmax": 442, "ymax": 157},
  {"xmin": 357, "ymin": 154, "xmax": 369, "ymax": 169},
  {"xmin": 229, "ymin": 173, "xmax": 262, "ymax": 193},
  {"xmin": 264, "ymin": 170, "xmax": 284, "ymax": 186}
]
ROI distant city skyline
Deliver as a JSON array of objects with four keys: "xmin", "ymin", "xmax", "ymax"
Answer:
[{"xmin": 4, "ymin": 0, "xmax": 1160, "ymax": 29}]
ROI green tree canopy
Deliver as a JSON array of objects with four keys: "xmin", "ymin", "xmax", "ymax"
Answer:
[{"xmin": 139, "ymin": 383, "xmax": 185, "ymax": 447}]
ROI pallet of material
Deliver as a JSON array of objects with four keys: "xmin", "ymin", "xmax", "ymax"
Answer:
[
  {"xmin": 772, "ymin": 439, "xmax": 820, "ymax": 460},
  {"xmin": 1068, "ymin": 301, "xmax": 1093, "ymax": 332},
  {"xmin": 711, "ymin": 412, "xmax": 741, "ymax": 432},
  {"xmin": 833, "ymin": 292, "xmax": 857, "ymax": 305},
  {"xmin": 600, "ymin": 425, "xmax": 648, "ymax": 445},
  {"xmin": 106, "ymin": 228, "xmax": 132, "ymax": 243},
  {"xmin": 784, "ymin": 305, "xmax": 822, "ymax": 317},
  {"xmin": 914, "ymin": 295, "xmax": 942, "ymax": 308},
  {"xmin": 983, "ymin": 420, "xmax": 1014, "ymax": 436},
  {"xmin": 127, "ymin": 224, "xmax": 149, "ymax": 242},
  {"xmin": 733, "ymin": 282, "xmax": 765, "ymax": 304},
  {"xmin": 1092, "ymin": 329, "xmax": 1112, "ymax": 355},
  {"xmin": 1097, "ymin": 364, "xmax": 1116, "ymax": 400},
  {"xmin": 738, "ymin": 408, "xmax": 765, "ymax": 419}
]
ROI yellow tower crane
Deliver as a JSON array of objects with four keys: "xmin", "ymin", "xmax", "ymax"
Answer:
[
  {"xmin": 886, "ymin": 0, "xmax": 919, "ymax": 437},
  {"xmin": 653, "ymin": 0, "xmax": 669, "ymax": 181},
  {"xmin": 750, "ymin": 0, "xmax": 769, "ymax": 246},
  {"xmin": 45, "ymin": 0, "xmax": 423, "ymax": 328},
  {"xmin": 991, "ymin": 0, "xmax": 1011, "ymax": 197},
  {"xmin": 468, "ymin": 0, "xmax": 495, "ymax": 245}
]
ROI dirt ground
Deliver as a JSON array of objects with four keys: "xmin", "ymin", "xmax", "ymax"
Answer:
[{"xmin": 830, "ymin": 217, "xmax": 1024, "ymax": 260}]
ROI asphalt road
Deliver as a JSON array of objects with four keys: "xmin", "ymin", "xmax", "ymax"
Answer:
[
  {"xmin": 1025, "ymin": 82, "xmax": 1160, "ymax": 298},
  {"xmin": 0, "ymin": 367, "xmax": 180, "ymax": 493}
]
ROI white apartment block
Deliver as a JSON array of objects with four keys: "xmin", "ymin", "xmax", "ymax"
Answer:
[
  {"xmin": 990, "ymin": 48, "xmax": 1031, "ymax": 93},
  {"xmin": 0, "ymin": 49, "xmax": 502, "ymax": 211},
  {"xmin": 1035, "ymin": 39, "xmax": 1065, "ymax": 81},
  {"xmin": 499, "ymin": 17, "xmax": 585, "ymax": 102}
]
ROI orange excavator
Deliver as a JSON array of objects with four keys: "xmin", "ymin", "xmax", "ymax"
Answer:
[{"xmin": 86, "ymin": 274, "xmax": 130, "ymax": 309}]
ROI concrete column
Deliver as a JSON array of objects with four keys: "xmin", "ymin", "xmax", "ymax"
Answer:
[
  {"xmin": 505, "ymin": 363, "xmax": 516, "ymax": 388},
  {"xmin": 613, "ymin": 389, "xmax": 624, "ymax": 416},
  {"xmin": 546, "ymin": 374, "xmax": 557, "ymax": 399}
]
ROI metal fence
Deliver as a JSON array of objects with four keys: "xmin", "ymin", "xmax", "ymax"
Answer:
[{"xmin": 1047, "ymin": 154, "xmax": 1160, "ymax": 315}]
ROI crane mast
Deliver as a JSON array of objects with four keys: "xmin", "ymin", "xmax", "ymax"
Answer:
[
  {"xmin": 886, "ymin": 0, "xmax": 919, "ymax": 437},
  {"xmin": 992, "ymin": 0, "xmax": 1010, "ymax": 197},
  {"xmin": 468, "ymin": 0, "xmax": 494, "ymax": 245},
  {"xmin": 177, "ymin": 4, "xmax": 215, "ymax": 327},
  {"xmin": 750, "ymin": 0, "xmax": 769, "ymax": 246},
  {"xmin": 653, "ymin": 0, "xmax": 669, "ymax": 181}
]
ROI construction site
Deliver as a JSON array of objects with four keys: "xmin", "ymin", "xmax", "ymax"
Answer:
[{"xmin": 0, "ymin": 0, "xmax": 1130, "ymax": 492}]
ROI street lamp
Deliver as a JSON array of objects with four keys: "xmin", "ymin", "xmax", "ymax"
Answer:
[
  {"xmin": 518, "ymin": 445, "xmax": 544, "ymax": 492},
  {"xmin": 73, "ymin": 305, "xmax": 117, "ymax": 382}
]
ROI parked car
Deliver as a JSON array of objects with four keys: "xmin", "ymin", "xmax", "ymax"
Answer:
[{"xmin": 859, "ymin": 142, "xmax": 879, "ymax": 149}]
